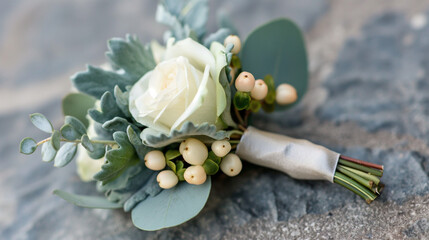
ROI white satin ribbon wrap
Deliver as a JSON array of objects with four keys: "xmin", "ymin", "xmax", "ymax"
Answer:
[{"xmin": 236, "ymin": 126, "xmax": 340, "ymax": 183}]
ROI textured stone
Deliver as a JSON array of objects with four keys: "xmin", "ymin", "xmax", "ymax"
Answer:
[{"xmin": 2, "ymin": 0, "xmax": 429, "ymax": 239}]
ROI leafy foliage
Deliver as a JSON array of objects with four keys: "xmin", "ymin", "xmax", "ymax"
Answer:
[
  {"xmin": 62, "ymin": 93, "xmax": 96, "ymax": 127},
  {"xmin": 89, "ymin": 91, "xmax": 125, "ymax": 124},
  {"xmin": 94, "ymin": 131, "xmax": 139, "ymax": 184},
  {"xmin": 54, "ymin": 190, "xmax": 122, "ymax": 209},
  {"xmin": 131, "ymin": 177, "xmax": 211, "ymax": 231},
  {"xmin": 41, "ymin": 142, "xmax": 56, "ymax": 162},
  {"xmin": 241, "ymin": 18, "xmax": 308, "ymax": 110},
  {"xmin": 72, "ymin": 35, "xmax": 155, "ymax": 99},
  {"xmin": 19, "ymin": 137, "xmax": 37, "ymax": 155},
  {"xmin": 53, "ymin": 142, "xmax": 78, "ymax": 168},
  {"xmin": 29, "ymin": 113, "xmax": 53, "ymax": 133},
  {"xmin": 141, "ymin": 121, "xmax": 230, "ymax": 148}
]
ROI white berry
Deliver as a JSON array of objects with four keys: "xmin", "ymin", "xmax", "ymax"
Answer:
[
  {"xmin": 184, "ymin": 165, "xmax": 207, "ymax": 185},
  {"xmin": 220, "ymin": 153, "xmax": 242, "ymax": 177},
  {"xmin": 276, "ymin": 84, "xmax": 298, "ymax": 105},
  {"xmin": 211, "ymin": 140, "xmax": 231, "ymax": 158},
  {"xmin": 179, "ymin": 140, "xmax": 187, "ymax": 154},
  {"xmin": 250, "ymin": 79, "xmax": 268, "ymax": 100},
  {"xmin": 235, "ymin": 72, "xmax": 255, "ymax": 92},
  {"xmin": 224, "ymin": 35, "xmax": 241, "ymax": 54},
  {"xmin": 144, "ymin": 150, "xmax": 166, "ymax": 171},
  {"xmin": 156, "ymin": 170, "xmax": 178, "ymax": 189},
  {"xmin": 182, "ymin": 138, "xmax": 208, "ymax": 165}
]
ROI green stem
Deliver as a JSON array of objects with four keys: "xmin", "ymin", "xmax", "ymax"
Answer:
[
  {"xmin": 228, "ymin": 130, "xmax": 244, "ymax": 136},
  {"xmin": 337, "ymin": 165, "xmax": 373, "ymax": 190},
  {"xmin": 229, "ymin": 140, "xmax": 241, "ymax": 144},
  {"xmin": 334, "ymin": 172, "xmax": 377, "ymax": 202},
  {"xmin": 334, "ymin": 177, "xmax": 371, "ymax": 203},
  {"xmin": 36, "ymin": 137, "xmax": 116, "ymax": 147},
  {"xmin": 338, "ymin": 165, "xmax": 380, "ymax": 185},
  {"xmin": 339, "ymin": 159, "xmax": 383, "ymax": 177}
]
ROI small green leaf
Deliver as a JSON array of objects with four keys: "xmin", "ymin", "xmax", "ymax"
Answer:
[
  {"xmin": 62, "ymin": 93, "xmax": 96, "ymax": 127},
  {"xmin": 81, "ymin": 134, "xmax": 94, "ymax": 152},
  {"xmin": 231, "ymin": 55, "xmax": 241, "ymax": 69},
  {"xmin": 165, "ymin": 150, "xmax": 181, "ymax": 161},
  {"xmin": 167, "ymin": 161, "xmax": 176, "ymax": 173},
  {"xmin": 64, "ymin": 116, "xmax": 87, "ymax": 136},
  {"xmin": 29, "ymin": 113, "xmax": 53, "ymax": 133},
  {"xmin": 233, "ymin": 91, "xmax": 251, "ymax": 110},
  {"xmin": 262, "ymin": 102, "xmax": 275, "ymax": 113},
  {"xmin": 248, "ymin": 100, "xmax": 262, "ymax": 113},
  {"xmin": 264, "ymin": 91, "xmax": 276, "ymax": 105},
  {"xmin": 41, "ymin": 142, "xmax": 56, "ymax": 162},
  {"xmin": 208, "ymin": 151, "xmax": 221, "ymax": 165},
  {"xmin": 202, "ymin": 159, "xmax": 219, "ymax": 175},
  {"xmin": 264, "ymin": 74, "xmax": 275, "ymax": 91},
  {"xmin": 176, "ymin": 160, "xmax": 184, "ymax": 171},
  {"xmin": 20, "ymin": 137, "xmax": 37, "ymax": 155},
  {"xmin": 60, "ymin": 124, "xmax": 80, "ymax": 141},
  {"xmin": 131, "ymin": 177, "xmax": 211, "ymax": 231},
  {"xmin": 88, "ymin": 143, "xmax": 106, "ymax": 159},
  {"xmin": 51, "ymin": 130, "xmax": 61, "ymax": 150},
  {"xmin": 177, "ymin": 169, "xmax": 186, "ymax": 181},
  {"xmin": 54, "ymin": 190, "xmax": 122, "ymax": 209},
  {"xmin": 54, "ymin": 142, "xmax": 77, "ymax": 167}
]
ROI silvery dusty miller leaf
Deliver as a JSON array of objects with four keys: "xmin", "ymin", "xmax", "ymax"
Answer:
[{"xmin": 141, "ymin": 121, "xmax": 229, "ymax": 148}]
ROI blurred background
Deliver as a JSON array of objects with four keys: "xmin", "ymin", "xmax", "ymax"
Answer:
[{"xmin": 1, "ymin": 0, "xmax": 429, "ymax": 239}]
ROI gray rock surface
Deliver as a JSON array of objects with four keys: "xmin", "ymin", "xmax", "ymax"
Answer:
[{"xmin": 1, "ymin": 0, "xmax": 429, "ymax": 239}]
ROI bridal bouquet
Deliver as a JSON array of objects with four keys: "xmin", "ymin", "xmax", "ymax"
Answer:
[{"xmin": 19, "ymin": 0, "xmax": 384, "ymax": 231}]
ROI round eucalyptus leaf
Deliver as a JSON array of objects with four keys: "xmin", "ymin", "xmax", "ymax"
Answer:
[
  {"xmin": 19, "ymin": 137, "xmax": 37, "ymax": 155},
  {"xmin": 60, "ymin": 124, "xmax": 79, "ymax": 141},
  {"xmin": 131, "ymin": 177, "xmax": 211, "ymax": 231},
  {"xmin": 54, "ymin": 142, "xmax": 78, "ymax": 168},
  {"xmin": 50, "ymin": 130, "xmax": 61, "ymax": 150},
  {"xmin": 29, "ymin": 113, "xmax": 53, "ymax": 133},
  {"xmin": 41, "ymin": 142, "xmax": 57, "ymax": 162},
  {"xmin": 81, "ymin": 134, "xmax": 94, "ymax": 152},
  {"xmin": 241, "ymin": 18, "xmax": 308, "ymax": 110}
]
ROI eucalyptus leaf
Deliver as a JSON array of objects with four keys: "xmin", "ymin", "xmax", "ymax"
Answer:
[
  {"xmin": 241, "ymin": 18, "xmax": 308, "ymax": 110},
  {"xmin": 53, "ymin": 190, "xmax": 122, "ymax": 209},
  {"xmin": 29, "ymin": 113, "xmax": 53, "ymax": 133},
  {"xmin": 141, "ymin": 121, "xmax": 230, "ymax": 148},
  {"xmin": 50, "ymin": 130, "xmax": 61, "ymax": 150},
  {"xmin": 62, "ymin": 93, "xmax": 96, "ymax": 127},
  {"xmin": 131, "ymin": 177, "xmax": 211, "ymax": 231},
  {"xmin": 60, "ymin": 124, "xmax": 80, "ymax": 141},
  {"xmin": 54, "ymin": 142, "xmax": 78, "ymax": 168},
  {"xmin": 88, "ymin": 143, "xmax": 106, "ymax": 159},
  {"xmin": 41, "ymin": 142, "xmax": 56, "ymax": 162},
  {"xmin": 64, "ymin": 116, "xmax": 87, "ymax": 136},
  {"xmin": 81, "ymin": 134, "xmax": 94, "ymax": 152},
  {"xmin": 94, "ymin": 131, "xmax": 139, "ymax": 184},
  {"xmin": 19, "ymin": 137, "xmax": 37, "ymax": 155}
]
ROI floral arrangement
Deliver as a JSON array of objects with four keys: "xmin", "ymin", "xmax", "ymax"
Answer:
[{"xmin": 19, "ymin": 0, "xmax": 385, "ymax": 231}]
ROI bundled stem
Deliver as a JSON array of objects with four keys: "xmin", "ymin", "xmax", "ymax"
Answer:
[{"xmin": 334, "ymin": 155, "xmax": 384, "ymax": 203}]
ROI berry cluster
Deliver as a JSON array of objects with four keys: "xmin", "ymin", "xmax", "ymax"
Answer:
[{"xmin": 144, "ymin": 138, "xmax": 243, "ymax": 189}]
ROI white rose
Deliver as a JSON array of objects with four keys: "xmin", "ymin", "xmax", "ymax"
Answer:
[{"xmin": 129, "ymin": 38, "xmax": 227, "ymax": 134}]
